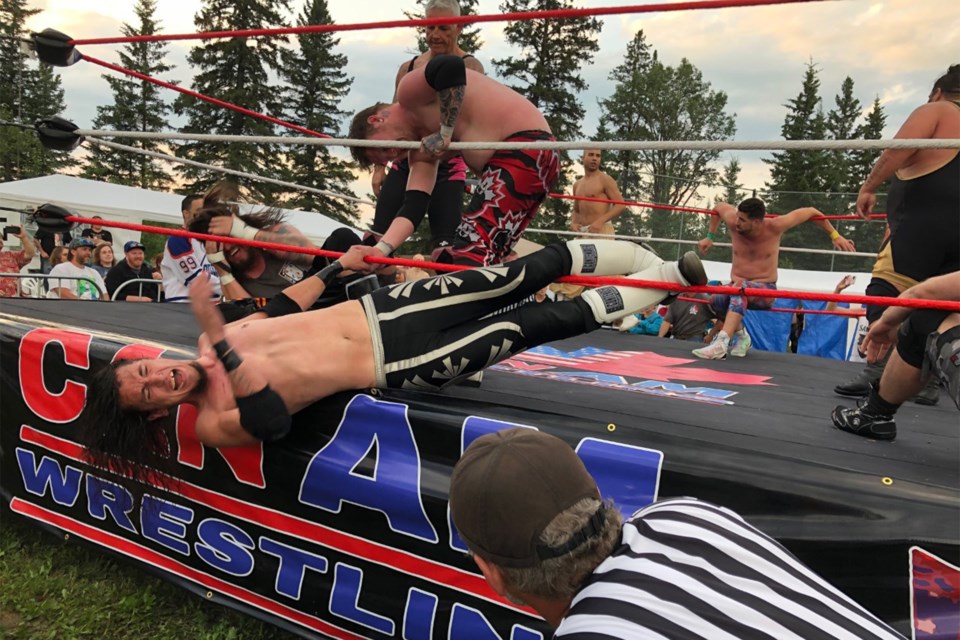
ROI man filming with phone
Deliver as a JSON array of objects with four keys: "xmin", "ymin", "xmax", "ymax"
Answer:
[{"xmin": 0, "ymin": 222, "xmax": 37, "ymax": 297}]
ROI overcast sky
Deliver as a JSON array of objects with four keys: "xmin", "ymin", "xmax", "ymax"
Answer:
[{"xmin": 24, "ymin": 0, "xmax": 959, "ymax": 218}]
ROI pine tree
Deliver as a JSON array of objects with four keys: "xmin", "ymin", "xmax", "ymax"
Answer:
[
  {"xmin": 762, "ymin": 62, "xmax": 832, "ymax": 269},
  {"xmin": 81, "ymin": 0, "xmax": 173, "ymax": 190},
  {"xmin": 822, "ymin": 76, "xmax": 862, "ymax": 202},
  {"xmin": 18, "ymin": 64, "xmax": 78, "ymax": 177},
  {"xmin": 834, "ymin": 96, "xmax": 888, "ymax": 272},
  {"xmin": 279, "ymin": 0, "xmax": 359, "ymax": 225},
  {"xmin": 719, "ymin": 157, "xmax": 746, "ymax": 205},
  {"xmin": 850, "ymin": 97, "xmax": 886, "ymax": 193},
  {"xmin": 174, "ymin": 0, "xmax": 291, "ymax": 200},
  {"xmin": 596, "ymin": 31, "xmax": 656, "ymax": 206},
  {"xmin": 598, "ymin": 31, "xmax": 735, "ymax": 256},
  {"xmin": 0, "ymin": 0, "xmax": 75, "ymax": 180},
  {"xmin": 493, "ymin": 0, "xmax": 602, "ymax": 238}
]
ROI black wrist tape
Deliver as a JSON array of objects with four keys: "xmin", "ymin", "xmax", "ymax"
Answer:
[
  {"xmin": 262, "ymin": 292, "xmax": 303, "ymax": 318},
  {"xmin": 397, "ymin": 190, "xmax": 431, "ymax": 229},
  {"xmin": 236, "ymin": 385, "xmax": 291, "ymax": 443},
  {"xmin": 315, "ymin": 260, "xmax": 344, "ymax": 286},
  {"xmin": 424, "ymin": 54, "xmax": 466, "ymax": 91},
  {"xmin": 213, "ymin": 339, "xmax": 243, "ymax": 372}
]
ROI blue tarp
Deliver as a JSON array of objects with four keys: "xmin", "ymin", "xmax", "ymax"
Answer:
[
  {"xmin": 740, "ymin": 299, "xmax": 861, "ymax": 361},
  {"xmin": 742, "ymin": 298, "xmax": 796, "ymax": 353}
]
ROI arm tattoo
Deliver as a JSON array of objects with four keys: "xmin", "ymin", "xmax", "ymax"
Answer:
[
  {"xmin": 863, "ymin": 154, "xmax": 892, "ymax": 191},
  {"xmin": 257, "ymin": 224, "xmax": 313, "ymax": 266},
  {"xmin": 438, "ymin": 85, "xmax": 464, "ymax": 129}
]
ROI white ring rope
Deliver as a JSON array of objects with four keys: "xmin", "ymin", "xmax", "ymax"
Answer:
[
  {"xmin": 528, "ymin": 228, "xmax": 878, "ymax": 257},
  {"xmin": 87, "ymin": 137, "xmax": 375, "ymax": 207},
  {"xmin": 72, "ymin": 130, "xmax": 960, "ymax": 151}
]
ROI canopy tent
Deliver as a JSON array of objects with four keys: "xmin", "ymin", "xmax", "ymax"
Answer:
[{"xmin": 0, "ymin": 175, "xmax": 358, "ymax": 251}]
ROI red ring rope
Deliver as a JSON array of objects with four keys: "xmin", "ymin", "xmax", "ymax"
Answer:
[{"xmin": 80, "ymin": 54, "xmax": 330, "ymax": 139}]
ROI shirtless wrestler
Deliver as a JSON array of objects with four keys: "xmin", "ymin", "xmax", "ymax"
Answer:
[
  {"xmin": 694, "ymin": 197, "xmax": 856, "ymax": 359},
  {"xmin": 570, "ymin": 149, "xmax": 627, "ymax": 236}
]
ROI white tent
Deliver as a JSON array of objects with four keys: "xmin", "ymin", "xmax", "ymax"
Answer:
[{"xmin": 0, "ymin": 175, "xmax": 358, "ymax": 253}]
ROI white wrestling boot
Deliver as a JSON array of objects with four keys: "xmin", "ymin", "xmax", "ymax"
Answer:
[
  {"xmin": 581, "ymin": 251, "xmax": 707, "ymax": 324},
  {"xmin": 567, "ymin": 239, "xmax": 665, "ymax": 276}
]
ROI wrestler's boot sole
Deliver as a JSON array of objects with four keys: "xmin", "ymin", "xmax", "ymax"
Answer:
[
  {"xmin": 678, "ymin": 251, "xmax": 708, "ymax": 287},
  {"xmin": 830, "ymin": 406, "xmax": 896, "ymax": 441}
]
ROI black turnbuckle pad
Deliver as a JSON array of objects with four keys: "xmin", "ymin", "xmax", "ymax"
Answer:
[
  {"xmin": 35, "ymin": 116, "xmax": 84, "ymax": 151},
  {"xmin": 33, "ymin": 203, "xmax": 77, "ymax": 233},
  {"xmin": 31, "ymin": 29, "xmax": 81, "ymax": 67}
]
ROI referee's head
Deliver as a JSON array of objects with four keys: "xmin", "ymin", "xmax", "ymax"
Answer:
[{"xmin": 449, "ymin": 428, "xmax": 622, "ymax": 603}]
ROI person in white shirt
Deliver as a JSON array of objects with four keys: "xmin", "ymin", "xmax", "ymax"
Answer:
[
  {"xmin": 161, "ymin": 194, "xmax": 221, "ymax": 303},
  {"xmin": 48, "ymin": 237, "xmax": 109, "ymax": 300}
]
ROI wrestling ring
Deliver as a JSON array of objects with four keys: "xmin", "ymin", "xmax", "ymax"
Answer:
[{"xmin": 2, "ymin": 2, "xmax": 959, "ymax": 639}]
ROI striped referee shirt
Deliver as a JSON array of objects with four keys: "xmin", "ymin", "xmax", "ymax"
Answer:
[{"xmin": 554, "ymin": 498, "xmax": 904, "ymax": 640}]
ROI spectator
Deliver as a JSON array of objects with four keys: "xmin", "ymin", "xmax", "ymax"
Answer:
[
  {"xmin": 34, "ymin": 226, "xmax": 71, "ymax": 273},
  {"xmin": 105, "ymin": 241, "xmax": 161, "ymax": 302},
  {"xmin": 625, "ymin": 304, "xmax": 663, "ymax": 336},
  {"xmin": 0, "ymin": 225, "xmax": 36, "ymax": 297},
  {"xmin": 48, "ymin": 246, "xmax": 68, "ymax": 268},
  {"xmin": 48, "ymin": 238, "xmax": 108, "ymax": 300},
  {"xmin": 150, "ymin": 252, "xmax": 163, "ymax": 276},
  {"xmin": 449, "ymin": 428, "xmax": 904, "ymax": 639},
  {"xmin": 160, "ymin": 194, "xmax": 221, "ymax": 303},
  {"xmin": 90, "ymin": 243, "xmax": 116, "ymax": 278},
  {"xmin": 81, "ymin": 216, "xmax": 113, "ymax": 246},
  {"xmin": 658, "ymin": 293, "xmax": 715, "ymax": 341}
]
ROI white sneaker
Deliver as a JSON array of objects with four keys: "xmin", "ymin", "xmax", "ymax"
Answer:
[
  {"xmin": 693, "ymin": 338, "xmax": 728, "ymax": 360},
  {"xmin": 729, "ymin": 331, "xmax": 752, "ymax": 358}
]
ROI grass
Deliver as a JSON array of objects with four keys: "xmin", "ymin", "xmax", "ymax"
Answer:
[{"xmin": 0, "ymin": 503, "xmax": 302, "ymax": 640}]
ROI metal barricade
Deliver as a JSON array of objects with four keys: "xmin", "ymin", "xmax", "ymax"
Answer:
[
  {"xmin": 0, "ymin": 273, "xmax": 106, "ymax": 300},
  {"xmin": 112, "ymin": 278, "xmax": 164, "ymax": 302}
]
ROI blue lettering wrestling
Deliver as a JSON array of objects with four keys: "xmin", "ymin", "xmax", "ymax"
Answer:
[
  {"xmin": 196, "ymin": 518, "xmax": 255, "ymax": 576},
  {"xmin": 300, "ymin": 395, "xmax": 438, "ymax": 543},
  {"xmin": 330, "ymin": 563, "xmax": 395, "ymax": 634},
  {"xmin": 16, "ymin": 448, "xmax": 82, "ymax": 506},
  {"xmin": 86, "ymin": 475, "xmax": 136, "ymax": 532},
  {"xmin": 260, "ymin": 536, "xmax": 329, "ymax": 600}
]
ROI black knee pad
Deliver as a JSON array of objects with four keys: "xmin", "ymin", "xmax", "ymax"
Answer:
[
  {"xmin": 896, "ymin": 318, "xmax": 929, "ymax": 369},
  {"xmin": 925, "ymin": 325, "xmax": 960, "ymax": 411},
  {"xmin": 236, "ymin": 385, "xmax": 292, "ymax": 443},
  {"xmin": 895, "ymin": 309, "xmax": 950, "ymax": 368}
]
